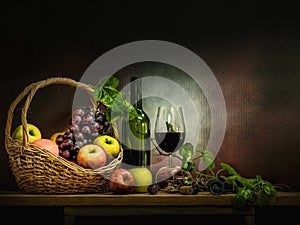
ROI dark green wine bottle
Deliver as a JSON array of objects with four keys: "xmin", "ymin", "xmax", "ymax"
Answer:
[{"xmin": 121, "ymin": 76, "xmax": 151, "ymax": 169}]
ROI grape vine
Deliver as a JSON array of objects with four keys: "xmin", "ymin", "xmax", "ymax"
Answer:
[{"xmin": 174, "ymin": 142, "xmax": 292, "ymax": 209}]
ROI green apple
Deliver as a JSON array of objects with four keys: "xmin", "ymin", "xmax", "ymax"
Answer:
[
  {"xmin": 12, "ymin": 123, "xmax": 42, "ymax": 143},
  {"xmin": 129, "ymin": 167, "xmax": 153, "ymax": 193},
  {"xmin": 94, "ymin": 135, "xmax": 120, "ymax": 160}
]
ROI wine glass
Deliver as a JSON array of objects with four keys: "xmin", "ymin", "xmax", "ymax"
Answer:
[{"xmin": 153, "ymin": 106, "xmax": 186, "ymax": 192}]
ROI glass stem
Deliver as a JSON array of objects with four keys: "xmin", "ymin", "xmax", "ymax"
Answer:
[{"xmin": 168, "ymin": 155, "xmax": 172, "ymax": 168}]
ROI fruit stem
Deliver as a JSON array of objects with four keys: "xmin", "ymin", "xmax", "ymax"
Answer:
[{"xmin": 105, "ymin": 138, "xmax": 112, "ymax": 144}]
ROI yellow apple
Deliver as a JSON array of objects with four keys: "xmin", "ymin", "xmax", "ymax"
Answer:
[
  {"xmin": 94, "ymin": 135, "xmax": 120, "ymax": 160},
  {"xmin": 129, "ymin": 167, "xmax": 153, "ymax": 193},
  {"xmin": 50, "ymin": 131, "xmax": 65, "ymax": 144},
  {"xmin": 12, "ymin": 123, "xmax": 42, "ymax": 143}
]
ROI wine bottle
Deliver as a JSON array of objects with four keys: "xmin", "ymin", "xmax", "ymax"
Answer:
[{"xmin": 121, "ymin": 76, "xmax": 151, "ymax": 169}]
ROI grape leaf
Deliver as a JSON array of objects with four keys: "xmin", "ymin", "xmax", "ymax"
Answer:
[
  {"xmin": 231, "ymin": 188, "xmax": 250, "ymax": 209},
  {"xmin": 93, "ymin": 76, "xmax": 137, "ymax": 122},
  {"xmin": 179, "ymin": 142, "xmax": 194, "ymax": 170},
  {"xmin": 200, "ymin": 150, "xmax": 215, "ymax": 170},
  {"xmin": 220, "ymin": 162, "xmax": 240, "ymax": 176}
]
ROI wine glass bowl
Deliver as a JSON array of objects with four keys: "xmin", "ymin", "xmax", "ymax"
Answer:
[
  {"xmin": 153, "ymin": 106, "xmax": 186, "ymax": 191},
  {"xmin": 154, "ymin": 128, "xmax": 185, "ymax": 154}
]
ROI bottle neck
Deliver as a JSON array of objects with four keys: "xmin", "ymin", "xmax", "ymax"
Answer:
[{"xmin": 131, "ymin": 77, "xmax": 143, "ymax": 110}]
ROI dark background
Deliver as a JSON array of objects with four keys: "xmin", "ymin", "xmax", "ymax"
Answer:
[{"xmin": 1, "ymin": 0, "xmax": 300, "ymax": 194}]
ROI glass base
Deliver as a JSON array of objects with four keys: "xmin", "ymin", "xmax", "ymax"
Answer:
[{"xmin": 155, "ymin": 165, "xmax": 182, "ymax": 192}]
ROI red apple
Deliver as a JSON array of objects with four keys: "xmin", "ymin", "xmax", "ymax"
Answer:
[
  {"xmin": 32, "ymin": 138, "xmax": 59, "ymax": 156},
  {"xmin": 108, "ymin": 168, "xmax": 136, "ymax": 194},
  {"xmin": 77, "ymin": 144, "xmax": 107, "ymax": 169}
]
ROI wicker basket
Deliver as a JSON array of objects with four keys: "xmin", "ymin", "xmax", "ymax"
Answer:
[{"xmin": 5, "ymin": 77, "xmax": 123, "ymax": 194}]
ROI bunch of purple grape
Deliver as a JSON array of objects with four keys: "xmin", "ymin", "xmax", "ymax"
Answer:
[
  {"xmin": 95, "ymin": 101, "xmax": 115, "ymax": 137},
  {"xmin": 56, "ymin": 106, "xmax": 101, "ymax": 162}
]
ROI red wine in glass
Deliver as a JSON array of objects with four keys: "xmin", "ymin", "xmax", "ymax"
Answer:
[{"xmin": 154, "ymin": 131, "xmax": 186, "ymax": 154}]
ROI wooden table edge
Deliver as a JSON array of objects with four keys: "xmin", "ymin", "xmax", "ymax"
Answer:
[{"xmin": 0, "ymin": 191, "xmax": 299, "ymax": 206}]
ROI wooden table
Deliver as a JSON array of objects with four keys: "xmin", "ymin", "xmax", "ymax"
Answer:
[{"xmin": 0, "ymin": 191, "xmax": 299, "ymax": 225}]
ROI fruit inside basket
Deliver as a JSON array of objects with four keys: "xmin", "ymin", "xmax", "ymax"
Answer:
[{"xmin": 4, "ymin": 76, "xmax": 132, "ymax": 194}]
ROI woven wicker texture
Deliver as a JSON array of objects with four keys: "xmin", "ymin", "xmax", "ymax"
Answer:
[{"xmin": 5, "ymin": 77, "xmax": 123, "ymax": 194}]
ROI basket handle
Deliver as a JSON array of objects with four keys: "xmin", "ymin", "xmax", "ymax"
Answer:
[{"xmin": 5, "ymin": 77, "xmax": 95, "ymax": 150}]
